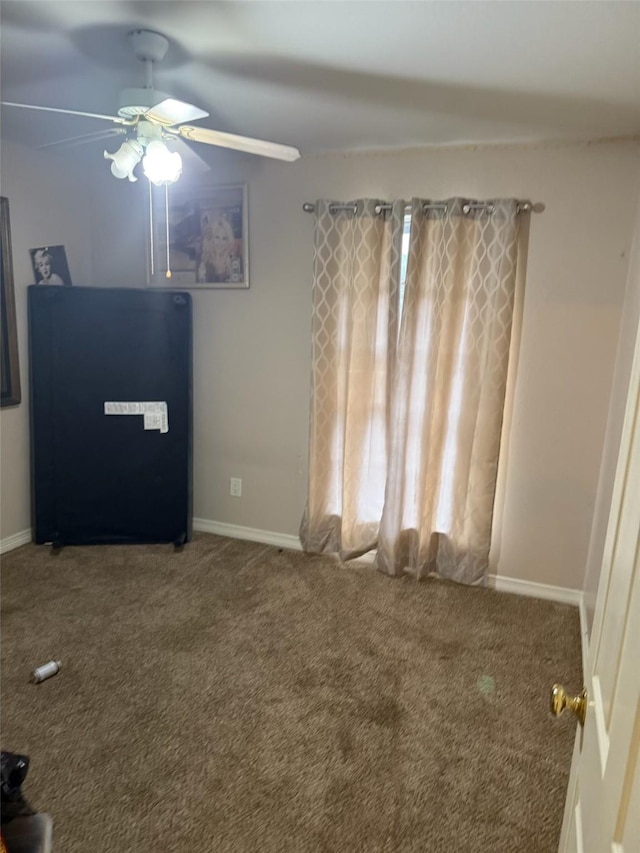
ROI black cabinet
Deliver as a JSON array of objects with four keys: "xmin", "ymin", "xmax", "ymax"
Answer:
[{"xmin": 29, "ymin": 286, "xmax": 192, "ymax": 546}]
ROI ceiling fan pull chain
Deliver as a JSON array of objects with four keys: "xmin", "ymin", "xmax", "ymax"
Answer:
[
  {"xmin": 148, "ymin": 179, "xmax": 155, "ymax": 277},
  {"xmin": 165, "ymin": 183, "xmax": 172, "ymax": 279}
]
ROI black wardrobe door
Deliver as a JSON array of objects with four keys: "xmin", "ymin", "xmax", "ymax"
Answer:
[{"xmin": 29, "ymin": 286, "xmax": 192, "ymax": 545}]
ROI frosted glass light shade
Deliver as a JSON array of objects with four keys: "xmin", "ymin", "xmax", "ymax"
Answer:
[
  {"xmin": 104, "ymin": 139, "xmax": 144, "ymax": 182},
  {"xmin": 142, "ymin": 141, "xmax": 182, "ymax": 186}
]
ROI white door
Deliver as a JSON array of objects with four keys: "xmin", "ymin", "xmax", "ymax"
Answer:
[{"xmin": 557, "ymin": 313, "xmax": 640, "ymax": 851}]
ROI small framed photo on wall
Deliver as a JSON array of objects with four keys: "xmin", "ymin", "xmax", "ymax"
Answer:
[
  {"xmin": 150, "ymin": 183, "xmax": 248, "ymax": 289},
  {"xmin": 30, "ymin": 245, "xmax": 72, "ymax": 286}
]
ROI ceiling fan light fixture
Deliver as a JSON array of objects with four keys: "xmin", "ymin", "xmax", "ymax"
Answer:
[
  {"xmin": 4, "ymin": 28, "xmax": 301, "ymax": 182},
  {"xmin": 104, "ymin": 138, "xmax": 144, "ymax": 181},
  {"xmin": 142, "ymin": 140, "xmax": 182, "ymax": 185}
]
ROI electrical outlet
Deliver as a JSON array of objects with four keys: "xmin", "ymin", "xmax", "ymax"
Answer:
[{"xmin": 230, "ymin": 477, "xmax": 242, "ymax": 497}]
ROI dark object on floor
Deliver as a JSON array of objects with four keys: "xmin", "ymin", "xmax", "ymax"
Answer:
[{"xmin": 1, "ymin": 753, "xmax": 33, "ymax": 825}]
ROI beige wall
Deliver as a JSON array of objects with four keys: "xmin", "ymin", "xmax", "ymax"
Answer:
[
  {"xmin": 180, "ymin": 140, "xmax": 638, "ymax": 591},
  {"xmin": 0, "ymin": 141, "xmax": 93, "ymax": 541},
  {"xmin": 4, "ymin": 138, "xmax": 639, "ymax": 595}
]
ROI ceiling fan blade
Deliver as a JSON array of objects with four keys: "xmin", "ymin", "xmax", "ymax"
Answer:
[
  {"xmin": 144, "ymin": 98, "xmax": 209, "ymax": 127},
  {"xmin": 1, "ymin": 101, "xmax": 130, "ymax": 124},
  {"xmin": 168, "ymin": 125, "xmax": 300, "ymax": 162},
  {"xmin": 38, "ymin": 128, "xmax": 128, "ymax": 151}
]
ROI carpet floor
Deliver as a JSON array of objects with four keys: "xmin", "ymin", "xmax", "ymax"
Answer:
[{"xmin": 1, "ymin": 533, "xmax": 581, "ymax": 852}]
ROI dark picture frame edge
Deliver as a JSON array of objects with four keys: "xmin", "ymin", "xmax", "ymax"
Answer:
[{"xmin": 0, "ymin": 196, "xmax": 22, "ymax": 408}]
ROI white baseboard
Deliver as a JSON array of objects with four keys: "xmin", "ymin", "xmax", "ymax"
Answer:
[
  {"xmin": 193, "ymin": 518, "xmax": 302, "ymax": 552},
  {"xmin": 487, "ymin": 573, "xmax": 583, "ymax": 607},
  {"xmin": 193, "ymin": 518, "xmax": 583, "ymax": 607},
  {"xmin": 0, "ymin": 529, "xmax": 32, "ymax": 555}
]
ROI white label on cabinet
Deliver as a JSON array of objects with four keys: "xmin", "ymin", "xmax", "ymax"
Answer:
[{"xmin": 104, "ymin": 401, "xmax": 169, "ymax": 433}]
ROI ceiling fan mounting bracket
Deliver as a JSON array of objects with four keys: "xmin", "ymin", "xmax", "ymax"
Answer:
[{"xmin": 128, "ymin": 30, "xmax": 169, "ymax": 65}]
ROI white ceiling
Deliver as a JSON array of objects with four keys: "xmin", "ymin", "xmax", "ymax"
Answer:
[{"xmin": 1, "ymin": 0, "xmax": 639, "ymax": 160}]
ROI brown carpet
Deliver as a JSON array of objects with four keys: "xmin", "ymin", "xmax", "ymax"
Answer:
[{"xmin": 1, "ymin": 533, "xmax": 581, "ymax": 852}]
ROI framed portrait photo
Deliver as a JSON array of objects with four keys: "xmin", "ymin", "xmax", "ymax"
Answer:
[
  {"xmin": 150, "ymin": 183, "xmax": 248, "ymax": 289},
  {"xmin": 29, "ymin": 245, "xmax": 72, "ymax": 286}
]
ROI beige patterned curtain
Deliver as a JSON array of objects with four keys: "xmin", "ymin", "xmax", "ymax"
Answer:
[
  {"xmin": 299, "ymin": 199, "xmax": 405, "ymax": 558},
  {"xmin": 301, "ymin": 197, "xmax": 529, "ymax": 586},
  {"xmin": 378, "ymin": 198, "xmax": 527, "ymax": 584}
]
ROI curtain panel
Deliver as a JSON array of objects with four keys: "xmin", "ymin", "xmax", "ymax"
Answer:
[
  {"xmin": 301, "ymin": 198, "xmax": 530, "ymax": 585},
  {"xmin": 300, "ymin": 199, "xmax": 405, "ymax": 558}
]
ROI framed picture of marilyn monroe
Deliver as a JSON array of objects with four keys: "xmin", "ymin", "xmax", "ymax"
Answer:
[{"xmin": 150, "ymin": 183, "xmax": 248, "ymax": 289}]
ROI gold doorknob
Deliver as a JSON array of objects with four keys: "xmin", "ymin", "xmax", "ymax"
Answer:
[{"xmin": 551, "ymin": 684, "xmax": 587, "ymax": 726}]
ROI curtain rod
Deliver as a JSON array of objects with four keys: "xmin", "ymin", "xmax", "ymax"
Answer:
[{"xmin": 302, "ymin": 200, "xmax": 543, "ymax": 215}]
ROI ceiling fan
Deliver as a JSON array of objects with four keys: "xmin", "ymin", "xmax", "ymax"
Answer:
[{"xmin": 1, "ymin": 29, "xmax": 301, "ymax": 185}]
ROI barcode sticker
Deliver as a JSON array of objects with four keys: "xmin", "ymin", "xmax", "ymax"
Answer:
[{"xmin": 104, "ymin": 402, "xmax": 169, "ymax": 434}]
